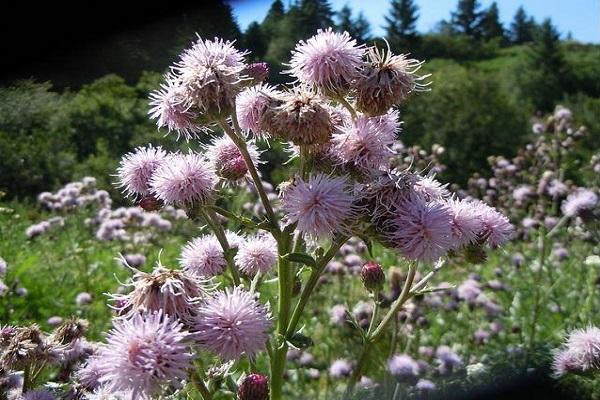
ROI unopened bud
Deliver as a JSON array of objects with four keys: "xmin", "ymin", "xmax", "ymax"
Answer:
[
  {"xmin": 138, "ymin": 195, "xmax": 163, "ymax": 212},
  {"xmin": 361, "ymin": 261, "xmax": 385, "ymax": 292},
  {"xmin": 244, "ymin": 62, "xmax": 270, "ymax": 85},
  {"xmin": 237, "ymin": 373, "xmax": 269, "ymax": 400}
]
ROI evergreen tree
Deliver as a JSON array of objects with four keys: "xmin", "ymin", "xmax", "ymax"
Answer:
[
  {"xmin": 298, "ymin": 0, "xmax": 335, "ymax": 37},
  {"xmin": 244, "ymin": 22, "xmax": 267, "ymax": 60},
  {"xmin": 384, "ymin": 0, "xmax": 419, "ymax": 49},
  {"xmin": 480, "ymin": 2, "xmax": 505, "ymax": 43},
  {"xmin": 450, "ymin": 0, "xmax": 484, "ymax": 38},
  {"xmin": 336, "ymin": 5, "xmax": 371, "ymax": 42},
  {"xmin": 509, "ymin": 6, "xmax": 535, "ymax": 44},
  {"xmin": 262, "ymin": 0, "xmax": 285, "ymax": 39}
]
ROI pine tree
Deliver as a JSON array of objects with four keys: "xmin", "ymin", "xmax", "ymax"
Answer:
[
  {"xmin": 262, "ymin": 0, "xmax": 285, "ymax": 38},
  {"xmin": 244, "ymin": 22, "xmax": 267, "ymax": 60},
  {"xmin": 384, "ymin": 0, "xmax": 419, "ymax": 50},
  {"xmin": 450, "ymin": 0, "xmax": 484, "ymax": 38},
  {"xmin": 509, "ymin": 6, "xmax": 535, "ymax": 44},
  {"xmin": 298, "ymin": 0, "xmax": 334, "ymax": 37},
  {"xmin": 336, "ymin": 5, "xmax": 371, "ymax": 42},
  {"xmin": 480, "ymin": 2, "xmax": 505, "ymax": 43}
]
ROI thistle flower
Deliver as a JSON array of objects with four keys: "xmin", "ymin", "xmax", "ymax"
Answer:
[
  {"xmin": 355, "ymin": 45, "xmax": 428, "ymax": 116},
  {"xmin": 22, "ymin": 390, "xmax": 56, "ymax": 400},
  {"xmin": 414, "ymin": 175, "xmax": 450, "ymax": 202},
  {"xmin": 331, "ymin": 111, "xmax": 399, "ymax": 171},
  {"xmin": 552, "ymin": 326, "xmax": 600, "ymax": 377},
  {"xmin": 234, "ymin": 235, "xmax": 278, "ymax": 276},
  {"xmin": 244, "ymin": 62, "xmax": 270, "ymax": 84},
  {"xmin": 360, "ymin": 261, "xmax": 385, "ymax": 292},
  {"xmin": 236, "ymin": 84, "xmax": 279, "ymax": 139},
  {"xmin": 110, "ymin": 263, "xmax": 209, "ymax": 324},
  {"xmin": 562, "ymin": 189, "xmax": 598, "ymax": 218},
  {"xmin": 387, "ymin": 354, "xmax": 419, "ymax": 379},
  {"xmin": 330, "ymin": 304, "xmax": 348, "ymax": 326},
  {"xmin": 76, "ymin": 292, "xmax": 93, "ymax": 306},
  {"xmin": 446, "ymin": 198, "xmax": 483, "ymax": 248},
  {"xmin": 329, "ymin": 359, "xmax": 352, "ymax": 378},
  {"xmin": 149, "ymin": 76, "xmax": 202, "ymax": 140},
  {"xmin": 288, "ymin": 28, "xmax": 364, "ymax": 94},
  {"xmin": 116, "ymin": 146, "xmax": 168, "ymax": 197},
  {"xmin": 475, "ymin": 201, "xmax": 514, "ymax": 247},
  {"xmin": 280, "ymin": 174, "xmax": 357, "ymax": 240},
  {"xmin": 0, "ymin": 257, "xmax": 6, "ymax": 276},
  {"xmin": 95, "ymin": 312, "xmax": 194, "ymax": 398},
  {"xmin": 75, "ymin": 356, "xmax": 103, "ymax": 391},
  {"xmin": 180, "ymin": 234, "xmax": 227, "ymax": 277},
  {"xmin": 175, "ymin": 37, "xmax": 248, "ymax": 118},
  {"xmin": 149, "ymin": 152, "xmax": 217, "ymax": 206},
  {"xmin": 259, "ymin": 87, "xmax": 334, "ymax": 145},
  {"xmin": 195, "ymin": 287, "xmax": 271, "ymax": 361},
  {"xmin": 416, "ymin": 379, "xmax": 436, "ymax": 392},
  {"xmin": 237, "ymin": 373, "xmax": 270, "ymax": 400},
  {"xmin": 205, "ymin": 135, "xmax": 261, "ymax": 182},
  {"xmin": 388, "ymin": 195, "xmax": 453, "ymax": 262}
]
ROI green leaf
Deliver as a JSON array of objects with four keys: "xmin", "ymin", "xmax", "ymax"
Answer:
[{"xmin": 283, "ymin": 252, "xmax": 317, "ymax": 268}]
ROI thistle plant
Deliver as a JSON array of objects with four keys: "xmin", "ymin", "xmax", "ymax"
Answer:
[{"xmin": 1, "ymin": 29, "xmax": 513, "ymax": 400}]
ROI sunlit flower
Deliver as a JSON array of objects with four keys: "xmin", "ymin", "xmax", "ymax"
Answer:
[
  {"xmin": 562, "ymin": 188, "xmax": 598, "ymax": 218},
  {"xmin": 180, "ymin": 234, "xmax": 227, "ymax": 277},
  {"xmin": 329, "ymin": 358, "xmax": 352, "ymax": 378},
  {"xmin": 234, "ymin": 234, "xmax": 278, "ymax": 276},
  {"xmin": 117, "ymin": 146, "xmax": 168, "ymax": 197},
  {"xmin": 205, "ymin": 135, "xmax": 261, "ymax": 182},
  {"xmin": 236, "ymin": 84, "xmax": 279, "ymax": 139}
]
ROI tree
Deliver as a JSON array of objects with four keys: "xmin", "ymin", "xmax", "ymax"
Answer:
[
  {"xmin": 262, "ymin": 0, "xmax": 285, "ymax": 39},
  {"xmin": 480, "ymin": 2, "xmax": 505, "ymax": 43},
  {"xmin": 450, "ymin": 0, "xmax": 484, "ymax": 38},
  {"xmin": 298, "ymin": 0, "xmax": 335, "ymax": 37},
  {"xmin": 384, "ymin": 0, "xmax": 419, "ymax": 50},
  {"xmin": 244, "ymin": 22, "xmax": 267, "ymax": 60},
  {"xmin": 336, "ymin": 5, "xmax": 371, "ymax": 42},
  {"xmin": 509, "ymin": 6, "xmax": 536, "ymax": 44}
]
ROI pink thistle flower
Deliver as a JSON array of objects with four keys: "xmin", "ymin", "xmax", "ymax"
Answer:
[
  {"xmin": 387, "ymin": 354, "xmax": 419, "ymax": 379},
  {"xmin": 149, "ymin": 153, "xmax": 217, "ymax": 206},
  {"xmin": 288, "ymin": 28, "xmax": 365, "ymax": 94},
  {"xmin": 175, "ymin": 37, "xmax": 248, "ymax": 118},
  {"xmin": 149, "ymin": 75, "xmax": 202, "ymax": 140},
  {"xmin": 195, "ymin": 287, "xmax": 271, "ymax": 361},
  {"xmin": 280, "ymin": 174, "xmax": 357, "ymax": 241},
  {"xmin": 180, "ymin": 234, "xmax": 227, "ymax": 277},
  {"xmin": 22, "ymin": 391, "xmax": 55, "ymax": 400},
  {"xmin": 446, "ymin": 198, "xmax": 483, "ymax": 248},
  {"xmin": 555, "ymin": 326, "xmax": 600, "ymax": 377},
  {"xmin": 562, "ymin": 188, "xmax": 598, "ymax": 218},
  {"xmin": 205, "ymin": 135, "xmax": 261, "ymax": 182},
  {"xmin": 355, "ymin": 45, "xmax": 429, "ymax": 116},
  {"xmin": 244, "ymin": 62, "xmax": 270, "ymax": 84},
  {"xmin": 236, "ymin": 84, "xmax": 279, "ymax": 139},
  {"xmin": 95, "ymin": 311, "xmax": 194, "ymax": 398},
  {"xmin": 116, "ymin": 145, "xmax": 168, "ymax": 197},
  {"xmin": 234, "ymin": 235, "xmax": 278, "ymax": 276},
  {"xmin": 75, "ymin": 356, "xmax": 103, "ymax": 391},
  {"xmin": 109, "ymin": 262, "xmax": 210, "ymax": 325},
  {"xmin": 237, "ymin": 373, "xmax": 270, "ymax": 400},
  {"xmin": 331, "ymin": 110, "xmax": 399, "ymax": 171},
  {"xmin": 414, "ymin": 175, "xmax": 450, "ymax": 202},
  {"xmin": 388, "ymin": 195, "xmax": 453, "ymax": 262},
  {"xmin": 329, "ymin": 358, "xmax": 353, "ymax": 378},
  {"xmin": 474, "ymin": 201, "xmax": 514, "ymax": 247}
]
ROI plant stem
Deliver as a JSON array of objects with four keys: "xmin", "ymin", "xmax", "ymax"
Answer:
[
  {"xmin": 336, "ymin": 96, "xmax": 357, "ymax": 120},
  {"xmin": 198, "ymin": 207, "xmax": 240, "ymax": 286},
  {"xmin": 220, "ymin": 118, "xmax": 278, "ymax": 231},
  {"xmin": 285, "ymin": 236, "xmax": 349, "ymax": 337},
  {"xmin": 528, "ymin": 227, "xmax": 547, "ymax": 351},
  {"xmin": 191, "ymin": 372, "xmax": 213, "ymax": 400}
]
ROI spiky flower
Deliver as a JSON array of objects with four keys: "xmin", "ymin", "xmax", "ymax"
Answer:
[
  {"xmin": 236, "ymin": 84, "xmax": 280, "ymax": 139},
  {"xmin": 109, "ymin": 263, "xmax": 209, "ymax": 324},
  {"xmin": 237, "ymin": 373, "xmax": 270, "ymax": 400},
  {"xmin": 388, "ymin": 194, "xmax": 453, "ymax": 262},
  {"xmin": 259, "ymin": 87, "xmax": 334, "ymax": 145},
  {"xmin": 329, "ymin": 359, "xmax": 352, "ymax": 378},
  {"xmin": 332, "ymin": 110, "xmax": 399, "ymax": 171},
  {"xmin": 446, "ymin": 198, "xmax": 483, "ymax": 248},
  {"xmin": 234, "ymin": 235, "xmax": 278, "ymax": 276},
  {"xmin": 387, "ymin": 354, "xmax": 419, "ymax": 380},
  {"xmin": 180, "ymin": 234, "xmax": 227, "ymax": 277},
  {"xmin": 553, "ymin": 326, "xmax": 600, "ymax": 377},
  {"xmin": 0, "ymin": 324, "xmax": 51, "ymax": 370},
  {"xmin": 562, "ymin": 188, "xmax": 598, "ymax": 218},
  {"xmin": 281, "ymin": 174, "xmax": 357, "ymax": 240},
  {"xmin": 149, "ymin": 76, "xmax": 202, "ymax": 140},
  {"xmin": 244, "ymin": 62, "xmax": 270, "ymax": 84},
  {"xmin": 474, "ymin": 201, "xmax": 514, "ymax": 247},
  {"xmin": 414, "ymin": 175, "xmax": 450, "ymax": 202},
  {"xmin": 288, "ymin": 28, "xmax": 364, "ymax": 94},
  {"xmin": 195, "ymin": 287, "xmax": 271, "ymax": 361},
  {"xmin": 355, "ymin": 45, "xmax": 428, "ymax": 116},
  {"xmin": 95, "ymin": 312, "xmax": 194, "ymax": 398},
  {"xmin": 205, "ymin": 135, "xmax": 261, "ymax": 182},
  {"xmin": 149, "ymin": 152, "xmax": 217, "ymax": 206},
  {"xmin": 21, "ymin": 390, "xmax": 56, "ymax": 400},
  {"xmin": 116, "ymin": 146, "xmax": 168, "ymax": 197}
]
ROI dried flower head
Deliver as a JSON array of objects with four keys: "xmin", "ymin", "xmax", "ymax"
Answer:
[
  {"xmin": 195, "ymin": 287, "xmax": 271, "ymax": 360},
  {"xmin": 288, "ymin": 28, "xmax": 364, "ymax": 94}
]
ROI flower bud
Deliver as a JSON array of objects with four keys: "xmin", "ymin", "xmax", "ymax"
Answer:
[
  {"xmin": 244, "ymin": 62, "xmax": 270, "ymax": 85},
  {"xmin": 360, "ymin": 261, "xmax": 385, "ymax": 292},
  {"xmin": 138, "ymin": 195, "xmax": 163, "ymax": 212},
  {"xmin": 237, "ymin": 373, "xmax": 269, "ymax": 400}
]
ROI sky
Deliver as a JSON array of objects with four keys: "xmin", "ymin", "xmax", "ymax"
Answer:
[{"xmin": 229, "ymin": 0, "xmax": 600, "ymax": 43}]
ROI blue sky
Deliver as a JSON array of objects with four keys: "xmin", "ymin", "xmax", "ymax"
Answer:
[{"xmin": 229, "ymin": 0, "xmax": 600, "ymax": 43}]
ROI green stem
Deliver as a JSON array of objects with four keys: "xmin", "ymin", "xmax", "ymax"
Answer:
[
  {"xmin": 528, "ymin": 227, "xmax": 547, "ymax": 351},
  {"xmin": 336, "ymin": 96, "xmax": 357, "ymax": 120},
  {"xmin": 191, "ymin": 371, "xmax": 213, "ymax": 400},
  {"xmin": 220, "ymin": 118, "xmax": 278, "ymax": 231},
  {"xmin": 198, "ymin": 207, "xmax": 241, "ymax": 286},
  {"xmin": 285, "ymin": 236, "xmax": 349, "ymax": 337}
]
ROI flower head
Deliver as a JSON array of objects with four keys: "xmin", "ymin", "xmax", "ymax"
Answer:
[
  {"xmin": 446, "ymin": 198, "xmax": 483, "ymax": 248},
  {"xmin": 195, "ymin": 287, "xmax": 271, "ymax": 360},
  {"xmin": 117, "ymin": 146, "xmax": 168, "ymax": 197},
  {"xmin": 329, "ymin": 358, "xmax": 352, "ymax": 378},
  {"xmin": 205, "ymin": 135, "xmax": 261, "ymax": 182},
  {"xmin": 149, "ymin": 153, "xmax": 217, "ymax": 206},
  {"xmin": 332, "ymin": 110, "xmax": 399, "ymax": 171},
  {"xmin": 236, "ymin": 84, "xmax": 279, "ymax": 139},
  {"xmin": 288, "ymin": 28, "xmax": 364, "ymax": 94},
  {"xmin": 180, "ymin": 234, "xmax": 227, "ymax": 277},
  {"xmin": 355, "ymin": 45, "xmax": 428, "ymax": 116},
  {"xmin": 281, "ymin": 174, "xmax": 357, "ymax": 240},
  {"xmin": 237, "ymin": 373, "xmax": 270, "ymax": 400},
  {"xmin": 234, "ymin": 235, "xmax": 278, "ymax": 276},
  {"xmin": 95, "ymin": 312, "xmax": 194, "ymax": 398},
  {"xmin": 562, "ymin": 188, "xmax": 598, "ymax": 218},
  {"xmin": 553, "ymin": 326, "xmax": 600, "ymax": 377},
  {"xmin": 387, "ymin": 354, "xmax": 419, "ymax": 379},
  {"xmin": 388, "ymin": 195, "xmax": 453, "ymax": 262},
  {"xmin": 474, "ymin": 201, "xmax": 514, "ymax": 247},
  {"xmin": 149, "ymin": 75, "xmax": 202, "ymax": 140}
]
